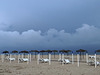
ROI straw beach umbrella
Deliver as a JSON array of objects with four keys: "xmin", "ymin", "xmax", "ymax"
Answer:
[
  {"xmin": 12, "ymin": 50, "xmax": 18, "ymax": 53},
  {"xmin": 11, "ymin": 50, "xmax": 18, "ymax": 58},
  {"xmin": 30, "ymin": 50, "xmax": 39, "ymax": 58},
  {"xmin": 40, "ymin": 50, "xmax": 45, "ymax": 58},
  {"xmin": 76, "ymin": 49, "xmax": 86, "ymax": 67},
  {"xmin": 2, "ymin": 51, "xmax": 9, "ymax": 62},
  {"xmin": 2, "ymin": 51, "xmax": 9, "ymax": 58},
  {"xmin": 45, "ymin": 50, "xmax": 52, "ymax": 58},
  {"xmin": 45, "ymin": 50, "xmax": 52, "ymax": 65},
  {"xmin": 65, "ymin": 50, "xmax": 72, "ymax": 55},
  {"xmin": 20, "ymin": 50, "xmax": 29, "ymax": 58},
  {"xmin": 2, "ymin": 51, "xmax": 9, "ymax": 54},
  {"xmin": 59, "ymin": 49, "xmax": 65, "ymax": 64},
  {"xmin": 59, "ymin": 49, "xmax": 65, "ymax": 53},
  {"xmin": 76, "ymin": 49, "xmax": 86, "ymax": 60},
  {"xmin": 52, "ymin": 50, "xmax": 58, "ymax": 58}
]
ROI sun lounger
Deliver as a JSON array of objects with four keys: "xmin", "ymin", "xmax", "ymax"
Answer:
[
  {"xmin": 19, "ymin": 58, "xmax": 29, "ymax": 62},
  {"xmin": 8, "ymin": 58, "xmax": 15, "ymax": 61},
  {"xmin": 64, "ymin": 59, "xmax": 70, "ymax": 64},
  {"xmin": 5, "ymin": 57, "xmax": 15, "ymax": 61},
  {"xmin": 88, "ymin": 60, "xmax": 100, "ymax": 66},
  {"xmin": 39, "ymin": 58, "xmax": 49, "ymax": 63},
  {"xmin": 89, "ymin": 55, "xmax": 95, "ymax": 58}
]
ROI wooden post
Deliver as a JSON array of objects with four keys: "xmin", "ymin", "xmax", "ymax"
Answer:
[
  {"xmin": 77, "ymin": 53, "xmax": 79, "ymax": 67},
  {"xmin": 72, "ymin": 52, "xmax": 74, "ymax": 64},
  {"xmin": 95, "ymin": 53, "xmax": 96, "ymax": 68}
]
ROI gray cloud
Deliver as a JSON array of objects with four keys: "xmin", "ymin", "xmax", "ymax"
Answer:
[
  {"xmin": 0, "ymin": 24, "xmax": 100, "ymax": 51},
  {"xmin": 0, "ymin": 0, "xmax": 100, "ymax": 33}
]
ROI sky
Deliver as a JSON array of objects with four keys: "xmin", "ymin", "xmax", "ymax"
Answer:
[{"xmin": 0, "ymin": 0, "xmax": 100, "ymax": 52}]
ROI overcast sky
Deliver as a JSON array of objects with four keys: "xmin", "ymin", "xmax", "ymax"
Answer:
[{"xmin": 0, "ymin": 0, "xmax": 100, "ymax": 52}]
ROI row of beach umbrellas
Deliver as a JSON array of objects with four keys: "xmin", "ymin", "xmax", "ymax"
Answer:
[{"xmin": 2, "ymin": 49, "xmax": 100, "ymax": 59}]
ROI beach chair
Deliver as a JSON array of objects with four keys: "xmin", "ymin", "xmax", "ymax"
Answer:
[
  {"xmin": 88, "ymin": 60, "xmax": 100, "ymax": 66},
  {"xmin": 19, "ymin": 58, "xmax": 29, "ymax": 62},
  {"xmin": 6, "ymin": 56, "xmax": 15, "ymax": 61},
  {"xmin": 39, "ymin": 58, "xmax": 49, "ymax": 63},
  {"xmin": 63, "ymin": 59, "xmax": 71, "ymax": 64},
  {"xmin": 89, "ymin": 55, "xmax": 95, "ymax": 58}
]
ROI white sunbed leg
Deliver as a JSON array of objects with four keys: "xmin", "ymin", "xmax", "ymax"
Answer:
[
  {"xmin": 95, "ymin": 53, "xmax": 96, "ymax": 68},
  {"xmin": 77, "ymin": 53, "xmax": 79, "ymax": 67},
  {"xmin": 49, "ymin": 53, "xmax": 51, "ymax": 65},
  {"xmin": 72, "ymin": 53, "xmax": 74, "ymax": 64}
]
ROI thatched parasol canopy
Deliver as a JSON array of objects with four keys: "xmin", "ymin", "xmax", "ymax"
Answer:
[
  {"xmin": 19, "ymin": 50, "xmax": 29, "ymax": 53},
  {"xmin": 19, "ymin": 50, "xmax": 29, "ymax": 58},
  {"xmin": 96, "ymin": 49, "xmax": 100, "ymax": 52},
  {"xmin": 2, "ymin": 51, "xmax": 9, "ymax": 54},
  {"xmin": 11, "ymin": 50, "xmax": 18, "ymax": 53},
  {"xmin": 76, "ymin": 49, "xmax": 86, "ymax": 52},
  {"xmin": 52, "ymin": 50, "xmax": 58, "ymax": 58},
  {"xmin": 30, "ymin": 50, "xmax": 39, "ymax": 58},
  {"xmin": 76, "ymin": 49, "xmax": 86, "ymax": 60},
  {"xmin": 45, "ymin": 50, "xmax": 52, "ymax": 53},
  {"xmin": 59, "ymin": 49, "xmax": 65, "ymax": 53},
  {"xmin": 40, "ymin": 50, "xmax": 46, "ymax": 58}
]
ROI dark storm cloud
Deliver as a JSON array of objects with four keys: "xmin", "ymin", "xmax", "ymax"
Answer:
[
  {"xmin": 0, "ymin": 0, "xmax": 100, "ymax": 32},
  {"xmin": 0, "ymin": 24, "xmax": 100, "ymax": 51},
  {"xmin": 0, "ymin": 0, "xmax": 100, "ymax": 51}
]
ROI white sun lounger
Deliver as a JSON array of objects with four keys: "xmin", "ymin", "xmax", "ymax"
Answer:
[
  {"xmin": 89, "ymin": 55, "xmax": 95, "ymax": 58},
  {"xmin": 39, "ymin": 58, "xmax": 49, "ymax": 63},
  {"xmin": 19, "ymin": 58, "xmax": 29, "ymax": 62},
  {"xmin": 64, "ymin": 59, "xmax": 70, "ymax": 64},
  {"xmin": 6, "ymin": 57, "xmax": 15, "ymax": 61},
  {"xmin": 8, "ymin": 58, "xmax": 15, "ymax": 61},
  {"xmin": 88, "ymin": 60, "xmax": 100, "ymax": 66}
]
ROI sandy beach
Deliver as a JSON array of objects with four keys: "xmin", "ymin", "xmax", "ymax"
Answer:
[{"xmin": 0, "ymin": 55, "xmax": 100, "ymax": 75}]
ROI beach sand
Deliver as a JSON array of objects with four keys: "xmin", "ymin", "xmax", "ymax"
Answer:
[{"xmin": 0, "ymin": 55, "xmax": 100, "ymax": 75}]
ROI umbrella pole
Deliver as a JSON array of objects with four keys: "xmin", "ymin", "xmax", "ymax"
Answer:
[
  {"xmin": 42, "ymin": 53, "xmax": 43, "ymax": 58},
  {"xmin": 83, "ymin": 52, "xmax": 84, "ymax": 59},
  {"xmin": 77, "ymin": 53, "xmax": 79, "ymax": 67},
  {"xmin": 86, "ymin": 53, "xmax": 88, "ymax": 64},
  {"xmin": 27, "ymin": 54, "xmax": 29, "ymax": 64},
  {"xmin": 72, "ymin": 53, "xmax": 74, "ymax": 64},
  {"xmin": 18, "ymin": 54, "xmax": 20, "ymax": 64},
  {"xmin": 30, "ymin": 53, "xmax": 31, "ymax": 62},
  {"xmin": 37, "ymin": 53, "xmax": 40, "ymax": 64},
  {"xmin": 35, "ymin": 52, "xmax": 36, "ymax": 58},
  {"xmin": 80, "ymin": 52, "xmax": 81, "ymax": 60},
  {"xmin": 54, "ymin": 52, "xmax": 55, "ymax": 58},
  {"xmin": 95, "ymin": 53, "xmax": 96, "ymax": 68},
  {"xmin": 49, "ymin": 53, "xmax": 51, "ymax": 65},
  {"xmin": 62, "ymin": 53, "xmax": 64, "ymax": 65},
  {"xmin": 59, "ymin": 53, "xmax": 61, "ymax": 61},
  {"xmin": 22, "ymin": 54, "xmax": 23, "ymax": 58}
]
